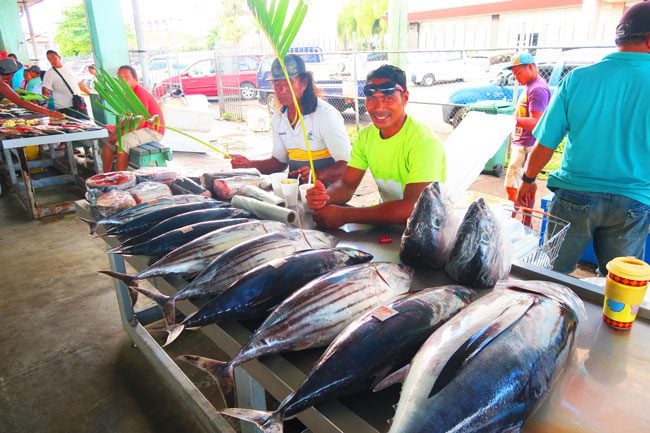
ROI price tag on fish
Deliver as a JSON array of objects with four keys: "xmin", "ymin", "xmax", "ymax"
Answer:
[
  {"xmin": 371, "ymin": 305, "xmax": 399, "ymax": 321},
  {"xmin": 180, "ymin": 225, "xmax": 194, "ymax": 233}
]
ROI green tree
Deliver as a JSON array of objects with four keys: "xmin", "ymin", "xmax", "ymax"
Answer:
[
  {"xmin": 207, "ymin": 0, "xmax": 254, "ymax": 48},
  {"xmin": 336, "ymin": 0, "xmax": 388, "ymax": 50},
  {"xmin": 54, "ymin": 3, "xmax": 92, "ymax": 56}
]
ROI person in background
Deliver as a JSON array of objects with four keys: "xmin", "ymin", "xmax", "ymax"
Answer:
[
  {"xmin": 42, "ymin": 50, "xmax": 91, "ymax": 118},
  {"xmin": 84, "ymin": 64, "xmax": 97, "ymax": 91},
  {"xmin": 503, "ymin": 52, "xmax": 550, "ymax": 226},
  {"xmin": 20, "ymin": 69, "xmax": 29, "ymax": 90},
  {"xmin": 229, "ymin": 54, "xmax": 350, "ymax": 185},
  {"xmin": 517, "ymin": 1, "xmax": 650, "ymax": 275},
  {"xmin": 24, "ymin": 65, "xmax": 43, "ymax": 94},
  {"xmin": 306, "ymin": 64, "xmax": 446, "ymax": 229},
  {"xmin": 101, "ymin": 65, "xmax": 165, "ymax": 172},
  {"xmin": 0, "ymin": 58, "xmax": 62, "ymax": 119},
  {"xmin": 7, "ymin": 53, "xmax": 25, "ymax": 90}
]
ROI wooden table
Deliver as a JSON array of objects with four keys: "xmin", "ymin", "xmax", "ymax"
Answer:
[{"xmin": 77, "ymin": 201, "xmax": 650, "ymax": 433}]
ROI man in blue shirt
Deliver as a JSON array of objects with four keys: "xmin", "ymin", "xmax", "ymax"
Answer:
[{"xmin": 517, "ymin": 1, "xmax": 650, "ymax": 274}]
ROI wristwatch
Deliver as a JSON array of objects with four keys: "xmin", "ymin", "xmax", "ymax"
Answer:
[{"xmin": 521, "ymin": 173, "xmax": 537, "ymax": 184}]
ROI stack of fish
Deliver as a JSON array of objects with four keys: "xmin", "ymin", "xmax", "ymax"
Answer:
[{"xmin": 400, "ymin": 182, "xmax": 511, "ymax": 288}]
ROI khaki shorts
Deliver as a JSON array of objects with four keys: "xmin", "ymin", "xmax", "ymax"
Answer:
[
  {"xmin": 504, "ymin": 145, "xmax": 533, "ymax": 189},
  {"xmin": 106, "ymin": 129, "xmax": 163, "ymax": 153}
]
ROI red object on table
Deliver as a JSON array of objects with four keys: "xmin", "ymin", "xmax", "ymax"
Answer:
[{"xmin": 378, "ymin": 235, "xmax": 392, "ymax": 244}]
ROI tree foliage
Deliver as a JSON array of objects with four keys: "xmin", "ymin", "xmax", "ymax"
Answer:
[
  {"xmin": 336, "ymin": 0, "xmax": 388, "ymax": 50},
  {"xmin": 207, "ymin": 0, "xmax": 254, "ymax": 48},
  {"xmin": 54, "ymin": 3, "xmax": 92, "ymax": 57}
]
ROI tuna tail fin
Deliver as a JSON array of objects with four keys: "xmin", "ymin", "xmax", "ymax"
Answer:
[
  {"xmin": 98, "ymin": 270, "xmax": 139, "ymax": 288},
  {"xmin": 178, "ymin": 355, "xmax": 236, "ymax": 407},
  {"xmin": 428, "ymin": 297, "xmax": 534, "ymax": 399},
  {"xmin": 77, "ymin": 217, "xmax": 98, "ymax": 235},
  {"xmin": 373, "ymin": 364, "xmax": 410, "ymax": 392},
  {"xmin": 131, "ymin": 286, "xmax": 176, "ymax": 326},
  {"xmin": 163, "ymin": 324, "xmax": 185, "ymax": 347},
  {"xmin": 220, "ymin": 408, "xmax": 283, "ymax": 433}
]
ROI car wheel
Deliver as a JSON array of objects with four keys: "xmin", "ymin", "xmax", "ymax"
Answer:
[
  {"xmin": 266, "ymin": 93, "xmax": 277, "ymax": 114},
  {"xmin": 422, "ymin": 74, "xmax": 435, "ymax": 87},
  {"xmin": 240, "ymin": 82, "xmax": 257, "ymax": 100},
  {"xmin": 451, "ymin": 107, "xmax": 468, "ymax": 128}
]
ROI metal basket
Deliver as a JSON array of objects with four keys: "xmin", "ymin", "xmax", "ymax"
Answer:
[{"xmin": 504, "ymin": 206, "xmax": 571, "ymax": 269}]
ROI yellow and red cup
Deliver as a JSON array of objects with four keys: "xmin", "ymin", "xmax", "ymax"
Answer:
[{"xmin": 602, "ymin": 257, "xmax": 650, "ymax": 330}]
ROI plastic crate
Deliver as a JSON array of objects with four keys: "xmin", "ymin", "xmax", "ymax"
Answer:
[{"xmin": 468, "ymin": 100, "xmax": 515, "ymax": 177}]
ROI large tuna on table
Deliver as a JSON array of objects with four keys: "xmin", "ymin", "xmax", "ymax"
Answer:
[
  {"xmin": 221, "ymin": 285, "xmax": 478, "ymax": 432},
  {"xmin": 100, "ymin": 220, "xmax": 288, "ymax": 286},
  {"xmin": 444, "ymin": 197, "xmax": 510, "ymax": 288},
  {"xmin": 386, "ymin": 280, "xmax": 585, "ymax": 433},
  {"xmin": 400, "ymin": 182, "xmax": 458, "ymax": 269},
  {"xmin": 179, "ymin": 262, "xmax": 414, "ymax": 406},
  {"xmin": 136, "ymin": 228, "xmax": 339, "ymax": 325},
  {"xmin": 164, "ymin": 247, "xmax": 374, "ymax": 346}
]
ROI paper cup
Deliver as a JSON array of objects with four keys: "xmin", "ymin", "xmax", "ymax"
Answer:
[
  {"xmin": 270, "ymin": 172, "xmax": 286, "ymax": 198},
  {"xmin": 602, "ymin": 257, "xmax": 650, "ymax": 330},
  {"xmin": 299, "ymin": 183, "xmax": 313, "ymax": 204},
  {"xmin": 280, "ymin": 178, "xmax": 299, "ymax": 207}
]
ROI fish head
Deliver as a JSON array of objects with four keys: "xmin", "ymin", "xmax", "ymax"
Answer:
[
  {"xmin": 302, "ymin": 229, "xmax": 339, "ymax": 248},
  {"xmin": 372, "ymin": 263, "xmax": 414, "ymax": 291},
  {"xmin": 336, "ymin": 247, "xmax": 374, "ymax": 265}
]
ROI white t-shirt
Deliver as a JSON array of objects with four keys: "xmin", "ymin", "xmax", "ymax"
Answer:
[
  {"xmin": 42, "ymin": 66, "xmax": 83, "ymax": 109},
  {"xmin": 271, "ymin": 99, "xmax": 351, "ymax": 171}
]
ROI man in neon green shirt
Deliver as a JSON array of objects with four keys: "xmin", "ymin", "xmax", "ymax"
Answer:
[{"xmin": 306, "ymin": 64, "xmax": 446, "ymax": 229}]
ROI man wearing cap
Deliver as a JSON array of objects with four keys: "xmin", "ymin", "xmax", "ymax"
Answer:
[
  {"xmin": 517, "ymin": 1, "xmax": 650, "ymax": 275},
  {"xmin": 503, "ymin": 52, "xmax": 550, "ymax": 225},
  {"xmin": 229, "ymin": 54, "xmax": 351, "ymax": 185},
  {"xmin": 306, "ymin": 64, "xmax": 446, "ymax": 229},
  {"xmin": 0, "ymin": 58, "xmax": 62, "ymax": 118}
]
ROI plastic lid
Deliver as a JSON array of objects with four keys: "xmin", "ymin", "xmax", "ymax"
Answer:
[{"xmin": 606, "ymin": 257, "xmax": 650, "ymax": 280}]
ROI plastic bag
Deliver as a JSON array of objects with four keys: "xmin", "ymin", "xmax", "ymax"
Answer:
[
  {"xmin": 133, "ymin": 166, "xmax": 178, "ymax": 184},
  {"xmin": 85, "ymin": 171, "xmax": 136, "ymax": 205},
  {"xmin": 95, "ymin": 190, "xmax": 137, "ymax": 217},
  {"xmin": 129, "ymin": 181, "xmax": 172, "ymax": 204},
  {"xmin": 212, "ymin": 176, "xmax": 261, "ymax": 200}
]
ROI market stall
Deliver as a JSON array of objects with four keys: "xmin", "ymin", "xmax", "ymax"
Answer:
[
  {"xmin": 0, "ymin": 116, "xmax": 107, "ymax": 218},
  {"xmin": 76, "ymin": 199, "xmax": 650, "ymax": 433}
]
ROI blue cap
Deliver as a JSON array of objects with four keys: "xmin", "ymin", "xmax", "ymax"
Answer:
[{"xmin": 505, "ymin": 52, "xmax": 535, "ymax": 70}]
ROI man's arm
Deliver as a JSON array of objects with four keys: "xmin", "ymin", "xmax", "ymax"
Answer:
[
  {"xmin": 289, "ymin": 160, "xmax": 348, "ymax": 184},
  {"xmin": 229, "ymin": 154, "xmax": 288, "ymax": 174},
  {"xmin": 0, "ymin": 82, "xmax": 62, "ymax": 118},
  {"xmin": 311, "ymin": 180, "xmax": 429, "ymax": 229},
  {"xmin": 78, "ymin": 82, "xmax": 91, "ymax": 96},
  {"xmin": 516, "ymin": 142, "xmax": 555, "ymax": 203},
  {"xmin": 42, "ymin": 87, "xmax": 51, "ymax": 99},
  {"xmin": 516, "ymin": 109, "xmax": 544, "ymax": 131}
]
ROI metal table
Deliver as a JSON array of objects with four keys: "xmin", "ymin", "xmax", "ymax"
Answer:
[
  {"xmin": 1, "ymin": 128, "xmax": 107, "ymax": 218},
  {"xmin": 77, "ymin": 201, "xmax": 650, "ymax": 433}
]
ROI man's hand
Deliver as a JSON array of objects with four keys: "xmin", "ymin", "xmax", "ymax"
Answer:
[
  {"xmin": 288, "ymin": 166, "xmax": 311, "ymax": 183},
  {"xmin": 516, "ymin": 181, "xmax": 537, "ymax": 206},
  {"xmin": 306, "ymin": 181, "xmax": 329, "ymax": 210},
  {"xmin": 312, "ymin": 205, "xmax": 346, "ymax": 229},
  {"xmin": 230, "ymin": 154, "xmax": 253, "ymax": 169}
]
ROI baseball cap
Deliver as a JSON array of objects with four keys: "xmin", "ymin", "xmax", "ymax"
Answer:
[
  {"xmin": 269, "ymin": 54, "xmax": 306, "ymax": 80},
  {"xmin": 0, "ymin": 58, "xmax": 22, "ymax": 75},
  {"xmin": 505, "ymin": 52, "xmax": 536, "ymax": 70},
  {"xmin": 616, "ymin": 1, "xmax": 650, "ymax": 41}
]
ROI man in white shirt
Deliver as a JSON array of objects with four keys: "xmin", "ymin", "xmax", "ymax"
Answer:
[{"xmin": 42, "ymin": 50, "xmax": 91, "ymax": 119}]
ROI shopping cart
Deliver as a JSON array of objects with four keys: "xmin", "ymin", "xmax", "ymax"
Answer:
[{"xmin": 503, "ymin": 206, "xmax": 570, "ymax": 269}]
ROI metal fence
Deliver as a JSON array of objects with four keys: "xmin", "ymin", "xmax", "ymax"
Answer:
[{"xmin": 118, "ymin": 44, "xmax": 615, "ymax": 139}]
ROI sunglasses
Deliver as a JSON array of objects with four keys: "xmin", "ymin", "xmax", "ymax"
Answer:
[{"xmin": 362, "ymin": 82, "xmax": 405, "ymax": 97}]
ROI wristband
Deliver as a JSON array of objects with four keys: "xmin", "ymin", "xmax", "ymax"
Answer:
[{"xmin": 521, "ymin": 173, "xmax": 537, "ymax": 184}]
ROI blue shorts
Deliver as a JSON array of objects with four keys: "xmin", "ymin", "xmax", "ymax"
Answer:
[{"xmin": 548, "ymin": 189, "xmax": 650, "ymax": 274}]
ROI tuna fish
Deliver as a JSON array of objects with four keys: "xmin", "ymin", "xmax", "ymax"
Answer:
[
  {"xmin": 220, "ymin": 285, "xmax": 478, "ymax": 432},
  {"xmin": 400, "ymin": 182, "xmax": 458, "ymax": 269},
  {"xmin": 114, "ymin": 207, "xmax": 250, "ymax": 250},
  {"xmin": 109, "ymin": 218, "xmax": 250, "ymax": 256},
  {"xmin": 80, "ymin": 194, "xmax": 221, "ymax": 234},
  {"xmin": 444, "ymin": 197, "xmax": 511, "ymax": 288},
  {"xmin": 102, "ymin": 201, "xmax": 225, "ymax": 237},
  {"xmin": 135, "ymin": 229, "xmax": 339, "ymax": 325},
  {"xmin": 100, "ymin": 220, "xmax": 288, "ymax": 286},
  {"xmin": 178, "ymin": 262, "xmax": 413, "ymax": 406},
  {"xmin": 386, "ymin": 280, "xmax": 585, "ymax": 433},
  {"xmin": 164, "ymin": 247, "xmax": 374, "ymax": 346}
]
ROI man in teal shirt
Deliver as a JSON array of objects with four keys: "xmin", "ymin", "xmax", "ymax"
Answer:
[
  {"xmin": 517, "ymin": 1, "xmax": 650, "ymax": 274},
  {"xmin": 306, "ymin": 64, "xmax": 446, "ymax": 229}
]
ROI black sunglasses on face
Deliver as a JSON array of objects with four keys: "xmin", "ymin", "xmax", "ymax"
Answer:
[{"xmin": 363, "ymin": 82, "xmax": 405, "ymax": 97}]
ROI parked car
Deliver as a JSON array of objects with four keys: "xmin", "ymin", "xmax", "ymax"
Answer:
[
  {"xmin": 153, "ymin": 56, "xmax": 260, "ymax": 100},
  {"xmin": 408, "ymin": 51, "xmax": 465, "ymax": 86},
  {"xmin": 442, "ymin": 48, "xmax": 611, "ymax": 126}
]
